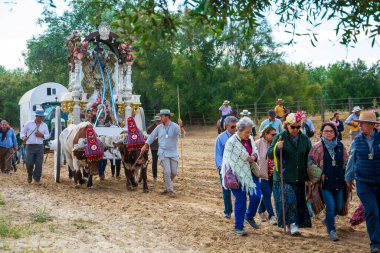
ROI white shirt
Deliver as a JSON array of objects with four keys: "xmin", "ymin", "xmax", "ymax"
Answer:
[{"xmin": 20, "ymin": 120, "xmax": 50, "ymax": 145}]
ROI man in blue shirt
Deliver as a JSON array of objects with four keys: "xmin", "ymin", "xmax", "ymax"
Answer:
[
  {"xmin": 345, "ymin": 106, "xmax": 362, "ymax": 140},
  {"xmin": 345, "ymin": 111, "xmax": 380, "ymax": 253},
  {"xmin": 259, "ymin": 110, "xmax": 283, "ymax": 135},
  {"xmin": 214, "ymin": 116, "xmax": 238, "ymax": 218},
  {"xmin": 142, "ymin": 109, "xmax": 185, "ymax": 197}
]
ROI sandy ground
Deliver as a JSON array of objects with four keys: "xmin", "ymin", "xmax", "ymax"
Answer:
[{"xmin": 0, "ymin": 126, "xmax": 369, "ymax": 253}]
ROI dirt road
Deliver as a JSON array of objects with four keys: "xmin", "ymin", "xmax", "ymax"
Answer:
[{"xmin": 0, "ymin": 127, "xmax": 368, "ymax": 252}]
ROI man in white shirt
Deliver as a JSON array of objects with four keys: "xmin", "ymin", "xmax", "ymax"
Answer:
[{"xmin": 21, "ymin": 109, "xmax": 50, "ymax": 184}]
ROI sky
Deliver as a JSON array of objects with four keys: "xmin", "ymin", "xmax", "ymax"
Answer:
[{"xmin": 0, "ymin": 1, "xmax": 379, "ymax": 70}]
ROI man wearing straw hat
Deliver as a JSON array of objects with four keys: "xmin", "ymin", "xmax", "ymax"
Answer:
[
  {"xmin": 141, "ymin": 109, "xmax": 185, "ymax": 197},
  {"xmin": 147, "ymin": 115, "xmax": 162, "ymax": 183},
  {"xmin": 345, "ymin": 106, "xmax": 362, "ymax": 140},
  {"xmin": 345, "ymin": 111, "xmax": 380, "ymax": 253},
  {"xmin": 21, "ymin": 109, "xmax": 50, "ymax": 184},
  {"xmin": 219, "ymin": 100, "xmax": 233, "ymax": 131}
]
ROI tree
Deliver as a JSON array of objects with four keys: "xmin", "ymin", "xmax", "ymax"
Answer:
[{"xmin": 41, "ymin": 0, "xmax": 380, "ymax": 47}]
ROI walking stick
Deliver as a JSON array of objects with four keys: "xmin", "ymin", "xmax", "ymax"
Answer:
[
  {"xmin": 177, "ymin": 85, "xmax": 184, "ymax": 174},
  {"xmin": 279, "ymin": 137, "xmax": 286, "ymax": 234}
]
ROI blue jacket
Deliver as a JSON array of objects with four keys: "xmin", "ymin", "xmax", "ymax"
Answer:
[
  {"xmin": 349, "ymin": 129, "xmax": 380, "ymax": 184},
  {"xmin": 214, "ymin": 130, "xmax": 232, "ymax": 169},
  {"xmin": 0, "ymin": 128, "xmax": 17, "ymax": 149}
]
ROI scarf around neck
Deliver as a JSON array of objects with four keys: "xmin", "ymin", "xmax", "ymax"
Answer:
[
  {"xmin": 321, "ymin": 137, "xmax": 337, "ymax": 153},
  {"xmin": 0, "ymin": 127, "xmax": 10, "ymax": 141}
]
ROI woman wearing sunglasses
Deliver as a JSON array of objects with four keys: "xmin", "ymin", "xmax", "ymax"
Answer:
[
  {"xmin": 256, "ymin": 126, "xmax": 278, "ymax": 225},
  {"xmin": 310, "ymin": 122, "xmax": 348, "ymax": 241},
  {"xmin": 268, "ymin": 112, "xmax": 312, "ymax": 235}
]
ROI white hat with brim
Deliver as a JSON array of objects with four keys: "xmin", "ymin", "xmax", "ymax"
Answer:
[
  {"xmin": 223, "ymin": 100, "xmax": 230, "ymax": 105},
  {"xmin": 352, "ymin": 106, "xmax": 362, "ymax": 113},
  {"xmin": 151, "ymin": 116, "xmax": 161, "ymax": 122},
  {"xmin": 353, "ymin": 111, "xmax": 379, "ymax": 124},
  {"xmin": 240, "ymin": 110, "xmax": 251, "ymax": 116},
  {"xmin": 35, "ymin": 109, "xmax": 45, "ymax": 117},
  {"xmin": 159, "ymin": 109, "xmax": 174, "ymax": 116}
]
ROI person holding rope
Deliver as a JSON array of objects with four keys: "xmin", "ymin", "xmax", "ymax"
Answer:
[
  {"xmin": 21, "ymin": 109, "xmax": 50, "ymax": 184},
  {"xmin": 141, "ymin": 109, "xmax": 185, "ymax": 197},
  {"xmin": 0, "ymin": 120, "xmax": 17, "ymax": 173},
  {"xmin": 268, "ymin": 112, "xmax": 312, "ymax": 235}
]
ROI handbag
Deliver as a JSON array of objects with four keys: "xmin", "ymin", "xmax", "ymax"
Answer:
[
  {"xmin": 250, "ymin": 162, "xmax": 261, "ymax": 178},
  {"xmin": 224, "ymin": 166, "xmax": 239, "ymax": 190}
]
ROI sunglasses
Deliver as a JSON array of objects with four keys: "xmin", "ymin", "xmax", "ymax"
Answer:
[
  {"xmin": 271, "ymin": 133, "xmax": 276, "ymax": 136},
  {"xmin": 290, "ymin": 126, "xmax": 301, "ymax": 130},
  {"xmin": 230, "ymin": 126, "xmax": 236, "ymax": 129}
]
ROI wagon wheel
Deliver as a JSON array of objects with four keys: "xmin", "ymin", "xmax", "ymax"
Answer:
[{"xmin": 54, "ymin": 106, "xmax": 62, "ymax": 183}]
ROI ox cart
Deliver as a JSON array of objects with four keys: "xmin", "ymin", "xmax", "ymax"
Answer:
[{"xmin": 51, "ymin": 25, "xmax": 149, "ymax": 191}]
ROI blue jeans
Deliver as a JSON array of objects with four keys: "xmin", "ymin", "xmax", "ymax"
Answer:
[
  {"xmin": 99, "ymin": 159, "xmax": 107, "ymax": 177},
  {"xmin": 17, "ymin": 146, "xmax": 26, "ymax": 163},
  {"xmin": 218, "ymin": 170, "xmax": 232, "ymax": 216},
  {"xmin": 357, "ymin": 181, "xmax": 380, "ymax": 250},
  {"xmin": 321, "ymin": 189, "xmax": 343, "ymax": 232},
  {"xmin": 231, "ymin": 176, "xmax": 261, "ymax": 230},
  {"xmin": 258, "ymin": 178, "xmax": 275, "ymax": 218},
  {"xmin": 220, "ymin": 115, "xmax": 227, "ymax": 130}
]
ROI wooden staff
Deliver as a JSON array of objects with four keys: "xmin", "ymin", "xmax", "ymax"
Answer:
[
  {"xmin": 279, "ymin": 136, "xmax": 286, "ymax": 234},
  {"xmin": 177, "ymin": 85, "xmax": 184, "ymax": 173}
]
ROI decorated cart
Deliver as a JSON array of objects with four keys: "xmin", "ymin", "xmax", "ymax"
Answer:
[{"xmin": 52, "ymin": 25, "xmax": 146, "ymax": 182}]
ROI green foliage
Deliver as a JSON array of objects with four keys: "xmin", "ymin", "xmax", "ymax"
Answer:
[
  {"xmin": 31, "ymin": 208, "xmax": 52, "ymax": 223},
  {"xmin": 56, "ymin": 0, "xmax": 380, "ymax": 47},
  {"xmin": 0, "ymin": 217, "xmax": 22, "ymax": 239}
]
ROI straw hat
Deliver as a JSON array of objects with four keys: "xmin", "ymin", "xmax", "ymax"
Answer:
[
  {"xmin": 353, "ymin": 111, "xmax": 379, "ymax": 124},
  {"xmin": 352, "ymin": 106, "xmax": 362, "ymax": 113},
  {"xmin": 277, "ymin": 98, "xmax": 283, "ymax": 102},
  {"xmin": 240, "ymin": 109, "xmax": 251, "ymax": 116},
  {"xmin": 223, "ymin": 100, "xmax": 230, "ymax": 105}
]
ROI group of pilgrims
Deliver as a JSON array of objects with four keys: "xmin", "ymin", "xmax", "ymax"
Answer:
[
  {"xmin": 1, "ymin": 98, "xmax": 380, "ymax": 251},
  {"xmin": 215, "ymin": 99, "xmax": 380, "ymax": 253}
]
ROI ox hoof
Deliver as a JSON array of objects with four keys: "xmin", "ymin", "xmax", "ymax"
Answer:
[
  {"xmin": 143, "ymin": 189, "xmax": 149, "ymax": 193},
  {"xmin": 75, "ymin": 184, "xmax": 81, "ymax": 188},
  {"xmin": 87, "ymin": 186, "xmax": 94, "ymax": 189}
]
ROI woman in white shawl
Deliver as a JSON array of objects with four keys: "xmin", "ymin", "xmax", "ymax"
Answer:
[{"xmin": 221, "ymin": 117, "xmax": 261, "ymax": 236}]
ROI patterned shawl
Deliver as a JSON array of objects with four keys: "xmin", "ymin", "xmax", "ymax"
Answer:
[{"xmin": 221, "ymin": 134, "xmax": 258, "ymax": 195}]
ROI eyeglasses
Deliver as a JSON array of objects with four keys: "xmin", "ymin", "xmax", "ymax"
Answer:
[
  {"xmin": 323, "ymin": 130, "xmax": 334, "ymax": 133},
  {"xmin": 290, "ymin": 126, "xmax": 301, "ymax": 130}
]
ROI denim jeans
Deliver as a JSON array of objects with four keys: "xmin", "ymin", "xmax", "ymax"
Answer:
[
  {"xmin": 17, "ymin": 146, "xmax": 26, "ymax": 163},
  {"xmin": 258, "ymin": 178, "xmax": 275, "ymax": 218},
  {"xmin": 321, "ymin": 189, "xmax": 343, "ymax": 232},
  {"xmin": 220, "ymin": 115, "xmax": 227, "ymax": 130},
  {"xmin": 357, "ymin": 181, "xmax": 380, "ymax": 250},
  {"xmin": 99, "ymin": 159, "xmax": 107, "ymax": 177},
  {"xmin": 218, "ymin": 170, "xmax": 232, "ymax": 216},
  {"xmin": 110, "ymin": 159, "xmax": 121, "ymax": 177},
  {"xmin": 231, "ymin": 176, "xmax": 261, "ymax": 230},
  {"xmin": 26, "ymin": 144, "xmax": 44, "ymax": 181}
]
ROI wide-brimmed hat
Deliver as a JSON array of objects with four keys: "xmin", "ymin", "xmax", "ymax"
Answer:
[
  {"xmin": 223, "ymin": 100, "xmax": 230, "ymax": 105},
  {"xmin": 151, "ymin": 115, "xmax": 161, "ymax": 122},
  {"xmin": 35, "ymin": 109, "xmax": 45, "ymax": 117},
  {"xmin": 240, "ymin": 109, "xmax": 251, "ymax": 116},
  {"xmin": 353, "ymin": 111, "xmax": 379, "ymax": 124},
  {"xmin": 159, "ymin": 109, "xmax": 174, "ymax": 116},
  {"xmin": 352, "ymin": 106, "xmax": 362, "ymax": 113},
  {"xmin": 277, "ymin": 98, "xmax": 283, "ymax": 102}
]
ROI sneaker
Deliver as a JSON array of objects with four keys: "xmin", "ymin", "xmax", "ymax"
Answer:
[
  {"xmin": 245, "ymin": 218, "xmax": 259, "ymax": 229},
  {"xmin": 234, "ymin": 229, "xmax": 247, "ymax": 236},
  {"xmin": 290, "ymin": 223, "xmax": 301, "ymax": 236},
  {"xmin": 167, "ymin": 191, "xmax": 176, "ymax": 198},
  {"xmin": 224, "ymin": 213, "xmax": 232, "ymax": 219},
  {"xmin": 269, "ymin": 216, "xmax": 278, "ymax": 225},
  {"xmin": 259, "ymin": 212, "xmax": 267, "ymax": 222},
  {"xmin": 371, "ymin": 248, "xmax": 380, "ymax": 253},
  {"xmin": 328, "ymin": 230, "xmax": 339, "ymax": 241},
  {"xmin": 27, "ymin": 175, "xmax": 32, "ymax": 184}
]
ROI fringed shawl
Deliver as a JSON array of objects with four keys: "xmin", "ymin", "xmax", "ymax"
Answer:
[{"xmin": 221, "ymin": 134, "xmax": 258, "ymax": 195}]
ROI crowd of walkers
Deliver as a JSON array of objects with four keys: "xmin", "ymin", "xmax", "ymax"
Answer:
[{"xmin": 215, "ymin": 100, "xmax": 380, "ymax": 253}]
